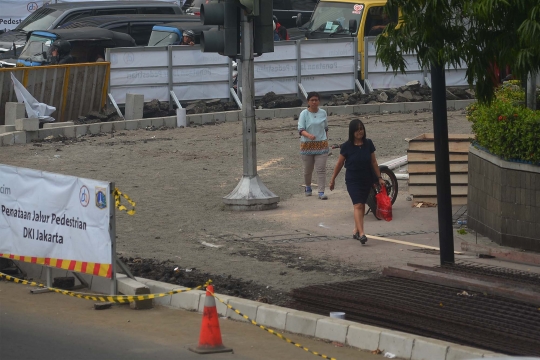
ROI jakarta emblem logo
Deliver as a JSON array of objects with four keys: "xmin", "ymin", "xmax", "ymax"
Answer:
[{"xmin": 95, "ymin": 187, "xmax": 107, "ymax": 209}]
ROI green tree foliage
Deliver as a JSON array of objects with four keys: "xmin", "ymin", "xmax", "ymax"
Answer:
[{"xmin": 376, "ymin": 0, "xmax": 540, "ymax": 104}]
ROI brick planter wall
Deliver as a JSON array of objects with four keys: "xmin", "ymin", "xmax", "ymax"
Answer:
[{"xmin": 467, "ymin": 146, "xmax": 540, "ymax": 251}]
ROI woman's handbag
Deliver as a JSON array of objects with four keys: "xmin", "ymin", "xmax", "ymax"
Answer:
[{"xmin": 375, "ymin": 186, "xmax": 392, "ymax": 221}]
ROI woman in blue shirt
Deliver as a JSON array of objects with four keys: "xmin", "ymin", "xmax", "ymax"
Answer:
[
  {"xmin": 329, "ymin": 119, "xmax": 386, "ymax": 244},
  {"xmin": 298, "ymin": 92, "xmax": 329, "ymax": 200}
]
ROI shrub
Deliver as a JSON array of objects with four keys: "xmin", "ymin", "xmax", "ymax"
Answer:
[{"xmin": 466, "ymin": 83, "xmax": 540, "ymax": 164}]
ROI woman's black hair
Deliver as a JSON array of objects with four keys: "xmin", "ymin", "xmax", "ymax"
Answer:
[
  {"xmin": 348, "ymin": 119, "xmax": 366, "ymax": 143},
  {"xmin": 306, "ymin": 91, "xmax": 320, "ymax": 101}
]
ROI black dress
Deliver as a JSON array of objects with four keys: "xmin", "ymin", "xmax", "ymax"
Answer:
[{"xmin": 340, "ymin": 139, "xmax": 376, "ymax": 204}]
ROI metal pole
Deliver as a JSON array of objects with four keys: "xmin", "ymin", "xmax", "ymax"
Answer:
[
  {"xmin": 222, "ymin": 12, "xmax": 279, "ymax": 211},
  {"xmin": 430, "ymin": 63, "xmax": 455, "ymax": 264},
  {"xmin": 109, "ymin": 182, "xmax": 117, "ymax": 295},
  {"xmin": 241, "ymin": 16, "xmax": 256, "ymax": 177}
]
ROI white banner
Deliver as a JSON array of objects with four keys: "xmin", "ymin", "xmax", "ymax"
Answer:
[
  {"xmin": 0, "ymin": 164, "xmax": 113, "ymax": 278},
  {"xmin": 111, "ymin": 86, "xmax": 169, "ymax": 104},
  {"xmin": 0, "ymin": 0, "xmax": 44, "ymax": 33}
]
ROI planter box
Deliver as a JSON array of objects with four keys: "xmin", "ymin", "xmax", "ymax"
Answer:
[
  {"xmin": 468, "ymin": 146, "xmax": 540, "ymax": 251},
  {"xmin": 408, "ymin": 133, "xmax": 474, "ymax": 205}
]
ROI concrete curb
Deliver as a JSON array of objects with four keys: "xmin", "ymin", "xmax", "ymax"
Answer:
[
  {"xmin": 0, "ymin": 100, "xmax": 475, "ymax": 147},
  {"xmin": 12, "ymin": 259, "xmax": 503, "ymax": 360}
]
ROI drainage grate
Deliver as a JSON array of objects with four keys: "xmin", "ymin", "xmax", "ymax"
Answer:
[{"xmin": 289, "ymin": 277, "xmax": 540, "ymax": 355}]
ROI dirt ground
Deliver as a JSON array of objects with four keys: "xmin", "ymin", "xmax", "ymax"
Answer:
[{"xmin": 0, "ymin": 110, "xmax": 474, "ymax": 305}]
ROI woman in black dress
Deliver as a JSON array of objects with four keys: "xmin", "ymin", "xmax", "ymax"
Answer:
[{"xmin": 329, "ymin": 119, "xmax": 385, "ymax": 244}]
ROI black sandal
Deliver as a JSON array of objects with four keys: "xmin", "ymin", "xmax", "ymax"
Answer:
[
  {"xmin": 359, "ymin": 235, "xmax": 368, "ymax": 244},
  {"xmin": 353, "ymin": 232, "xmax": 360, "ymax": 240}
]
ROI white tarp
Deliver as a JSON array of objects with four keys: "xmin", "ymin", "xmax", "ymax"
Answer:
[
  {"xmin": 0, "ymin": 164, "xmax": 113, "ymax": 278},
  {"xmin": 11, "ymin": 72, "xmax": 56, "ymax": 122}
]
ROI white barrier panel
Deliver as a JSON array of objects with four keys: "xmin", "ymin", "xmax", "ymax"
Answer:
[
  {"xmin": 0, "ymin": 164, "xmax": 113, "ymax": 278},
  {"xmin": 252, "ymin": 38, "xmax": 357, "ymax": 97},
  {"xmin": 107, "ymin": 45, "xmax": 231, "ymax": 104}
]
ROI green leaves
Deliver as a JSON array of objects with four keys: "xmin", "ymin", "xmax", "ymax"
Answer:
[{"xmin": 376, "ymin": 0, "xmax": 540, "ymax": 104}]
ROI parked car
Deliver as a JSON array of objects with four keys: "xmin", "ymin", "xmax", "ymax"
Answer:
[
  {"xmin": 0, "ymin": 1, "xmax": 182, "ymax": 59},
  {"xmin": 58, "ymin": 14, "xmax": 201, "ymax": 45},
  {"xmin": 14, "ymin": 27, "xmax": 136, "ymax": 67},
  {"xmin": 147, "ymin": 22, "xmax": 215, "ymax": 46}
]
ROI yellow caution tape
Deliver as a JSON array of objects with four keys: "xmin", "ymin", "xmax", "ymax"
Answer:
[
  {"xmin": 0, "ymin": 272, "xmax": 210, "ymax": 303},
  {"xmin": 210, "ymin": 290, "xmax": 338, "ymax": 360},
  {"xmin": 114, "ymin": 188, "xmax": 136, "ymax": 215}
]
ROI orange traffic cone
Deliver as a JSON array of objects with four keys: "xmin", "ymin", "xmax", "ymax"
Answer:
[{"xmin": 189, "ymin": 285, "xmax": 233, "ymax": 354}]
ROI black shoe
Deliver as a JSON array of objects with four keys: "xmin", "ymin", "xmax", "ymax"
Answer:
[
  {"xmin": 353, "ymin": 232, "xmax": 360, "ymax": 240},
  {"xmin": 359, "ymin": 235, "xmax": 368, "ymax": 244}
]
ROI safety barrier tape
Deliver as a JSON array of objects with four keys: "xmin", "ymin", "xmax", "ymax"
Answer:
[
  {"xmin": 0, "ymin": 272, "xmax": 210, "ymax": 303},
  {"xmin": 114, "ymin": 188, "xmax": 136, "ymax": 215},
  {"xmin": 210, "ymin": 291, "xmax": 338, "ymax": 360}
]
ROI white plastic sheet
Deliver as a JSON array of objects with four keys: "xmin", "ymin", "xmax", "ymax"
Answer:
[{"xmin": 10, "ymin": 72, "xmax": 55, "ymax": 122}]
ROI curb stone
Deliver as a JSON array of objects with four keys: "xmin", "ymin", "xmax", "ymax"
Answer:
[{"xmin": 0, "ymin": 100, "xmax": 475, "ymax": 147}]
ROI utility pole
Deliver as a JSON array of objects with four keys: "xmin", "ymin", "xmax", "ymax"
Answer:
[
  {"xmin": 431, "ymin": 63, "xmax": 455, "ymax": 264},
  {"xmin": 200, "ymin": 0, "xmax": 278, "ymax": 210}
]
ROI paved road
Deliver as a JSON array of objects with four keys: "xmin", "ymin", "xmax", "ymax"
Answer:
[{"xmin": 0, "ymin": 280, "xmax": 383, "ymax": 360}]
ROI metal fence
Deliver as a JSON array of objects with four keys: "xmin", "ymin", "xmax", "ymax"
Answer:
[
  {"xmin": 363, "ymin": 36, "xmax": 469, "ymax": 90},
  {"xmin": 107, "ymin": 38, "xmax": 358, "ymax": 106},
  {"xmin": 0, "ymin": 63, "xmax": 109, "ymax": 125}
]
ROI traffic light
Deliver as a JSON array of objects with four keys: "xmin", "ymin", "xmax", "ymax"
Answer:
[
  {"xmin": 252, "ymin": 0, "xmax": 273, "ymax": 54},
  {"xmin": 200, "ymin": 0, "xmax": 240, "ymax": 57}
]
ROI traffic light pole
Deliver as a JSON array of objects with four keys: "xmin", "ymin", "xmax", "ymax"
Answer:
[{"xmin": 222, "ymin": 13, "xmax": 280, "ymax": 211}]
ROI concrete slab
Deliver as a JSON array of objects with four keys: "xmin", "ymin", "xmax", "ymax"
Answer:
[
  {"xmin": 125, "ymin": 120, "xmax": 139, "ymax": 131},
  {"xmin": 380, "ymin": 103, "xmax": 405, "ymax": 114},
  {"xmin": 63, "ymin": 127, "xmax": 75, "ymax": 138},
  {"xmin": 404, "ymin": 102, "xmax": 431, "ymax": 112},
  {"xmin": 255, "ymin": 109, "xmax": 275, "ymax": 120},
  {"xmin": 138, "ymin": 119, "xmax": 153, "ymax": 129},
  {"xmin": 163, "ymin": 116, "xmax": 176, "ymax": 128},
  {"xmin": 213, "ymin": 112, "xmax": 226, "ymax": 123},
  {"xmin": 455, "ymin": 99, "xmax": 475, "ymax": 110},
  {"xmin": 43, "ymin": 122, "xmax": 74, "ymax": 128},
  {"xmin": 326, "ymin": 105, "xmax": 354, "ymax": 116},
  {"xmin": 285, "ymin": 310, "xmax": 323, "ymax": 337},
  {"xmin": 15, "ymin": 118, "xmax": 39, "ymax": 131},
  {"xmin": 170, "ymin": 289, "xmax": 203, "ymax": 311},
  {"xmin": 445, "ymin": 345, "xmax": 485, "ymax": 360},
  {"xmin": 275, "ymin": 108, "xmax": 300, "ymax": 118},
  {"xmin": 111, "ymin": 121, "xmax": 126, "ymax": 131},
  {"xmin": 315, "ymin": 318, "xmax": 350, "ymax": 343},
  {"xmin": 411, "ymin": 338, "xmax": 449, "ymax": 360},
  {"xmin": 143, "ymin": 280, "xmax": 182, "ymax": 306},
  {"xmin": 346, "ymin": 324, "xmax": 381, "ymax": 351},
  {"xmin": 227, "ymin": 298, "xmax": 260, "ymax": 322},
  {"xmin": 5, "ymin": 102, "xmax": 25, "ymax": 125},
  {"xmin": 446, "ymin": 100, "xmax": 456, "ymax": 110},
  {"xmin": 125, "ymin": 94, "xmax": 144, "ymax": 120},
  {"xmin": 13, "ymin": 131, "xmax": 26, "ymax": 144},
  {"xmin": 75, "ymin": 125, "xmax": 88, "ymax": 137},
  {"xmin": 0, "ymin": 125, "xmax": 16, "ymax": 133},
  {"xmin": 353, "ymin": 104, "xmax": 380, "ymax": 114},
  {"xmin": 0, "ymin": 133, "xmax": 14, "ymax": 146},
  {"xmin": 100, "ymin": 122, "xmax": 113, "ymax": 133},
  {"xmin": 224, "ymin": 110, "xmax": 240, "ymax": 122},
  {"xmin": 201, "ymin": 113, "xmax": 215, "ymax": 124},
  {"xmin": 187, "ymin": 114, "xmax": 203, "ymax": 125},
  {"xmin": 255, "ymin": 304, "xmax": 288, "ymax": 330},
  {"xmin": 88, "ymin": 123, "xmax": 101, "ymax": 135},
  {"xmin": 90, "ymin": 275, "xmax": 114, "ymax": 295},
  {"xmin": 26, "ymin": 131, "xmax": 39, "ymax": 143},
  {"xmin": 151, "ymin": 118, "xmax": 164, "ymax": 128},
  {"xmin": 378, "ymin": 331, "xmax": 414, "ymax": 359}
]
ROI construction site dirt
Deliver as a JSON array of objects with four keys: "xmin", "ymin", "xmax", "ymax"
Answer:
[{"xmin": 8, "ymin": 109, "xmax": 540, "ymax": 353}]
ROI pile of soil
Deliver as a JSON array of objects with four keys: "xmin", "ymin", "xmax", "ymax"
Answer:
[
  {"xmin": 184, "ymin": 99, "xmax": 239, "ymax": 115},
  {"xmin": 119, "ymin": 256, "xmax": 291, "ymax": 306}
]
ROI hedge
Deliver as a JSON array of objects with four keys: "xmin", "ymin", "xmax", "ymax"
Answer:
[{"xmin": 466, "ymin": 82, "xmax": 540, "ymax": 164}]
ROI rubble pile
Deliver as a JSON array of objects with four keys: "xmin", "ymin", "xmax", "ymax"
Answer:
[
  {"xmin": 326, "ymin": 81, "xmax": 475, "ymax": 106},
  {"xmin": 184, "ymin": 99, "xmax": 238, "ymax": 115},
  {"xmin": 255, "ymin": 92, "xmax": 303, "ymax": 109}
]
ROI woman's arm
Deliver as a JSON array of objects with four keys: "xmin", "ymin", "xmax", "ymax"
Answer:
[{"xmin": 329, "ymin": 154, "xmax": 346, "ymax": 190}]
